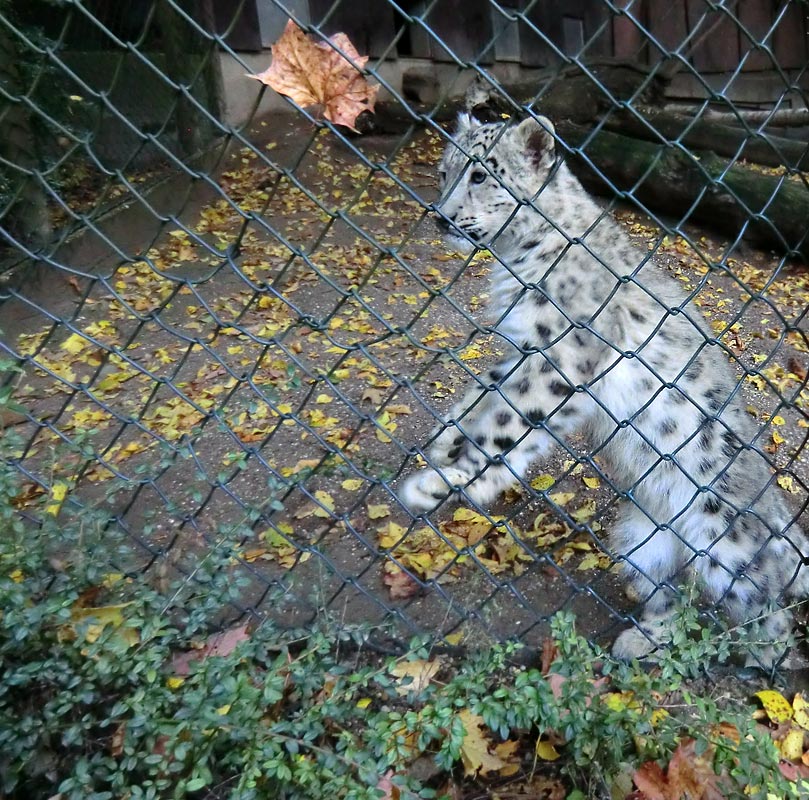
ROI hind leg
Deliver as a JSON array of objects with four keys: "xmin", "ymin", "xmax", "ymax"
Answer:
[
  {"xmin": 611, "ymin": 502, "xmax": 689, "ymax": 660},
  {"xmin": 704, "ymin": 566, "xmax": 792, "ymax": 670},
  {"xmin": 699, "ymin": 519, "xmax": 795, "ymax": 670}
]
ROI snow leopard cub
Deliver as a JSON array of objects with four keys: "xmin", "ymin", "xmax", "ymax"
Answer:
[{"xmin": 399, "ymin": 113, "xmax": 807, "ymax": 667}]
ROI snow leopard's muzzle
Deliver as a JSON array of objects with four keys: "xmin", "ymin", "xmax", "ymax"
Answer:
[{"xmin": 434, "ymin": 208, "xmax": 482, "ymax": 249}]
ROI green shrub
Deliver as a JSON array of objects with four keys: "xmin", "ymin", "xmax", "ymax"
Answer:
[{"xmin": 0, "ymin": 389, "xmax": 802, "ymax": 799}]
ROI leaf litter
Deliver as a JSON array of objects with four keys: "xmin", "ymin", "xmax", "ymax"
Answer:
[{"xmin": 5, "ymin": 112, "xmax": 808, "ymax": 648}]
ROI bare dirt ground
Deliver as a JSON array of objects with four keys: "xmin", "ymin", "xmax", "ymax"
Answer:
[{"xmin": 1, "ymin": 113, "xmax": 807, "ymax": 662}]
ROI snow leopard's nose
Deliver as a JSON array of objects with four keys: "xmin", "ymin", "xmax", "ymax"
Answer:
[{"xmin": 434, "ymin": 208, "xmax": 455, "ymax": 232}]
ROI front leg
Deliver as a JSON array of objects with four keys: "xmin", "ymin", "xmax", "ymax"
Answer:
[
  {"xmin": 399, "ymin": 386, "xmax": 533, "ymax": 512},
  {"xmin": 421, "ymin": 363, "xmax": 513, "ymax": 468},
  {"xmin": 399, "ymin": 353, "xmax": 593, "ymax": 513}
]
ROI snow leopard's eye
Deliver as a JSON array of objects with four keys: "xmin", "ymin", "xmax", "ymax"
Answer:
[
  {"xmin": 438, "ymin": 169, "xmax": 447, "ymax": 183},
  {"xmin": 470, "ymin": 169, "xmax": 487, "ymax": 185}
]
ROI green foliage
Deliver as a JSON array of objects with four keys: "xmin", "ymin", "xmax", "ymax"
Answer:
[{"xmin": 0, "ymin": 376, "xmax": 800, "ymax": 799}]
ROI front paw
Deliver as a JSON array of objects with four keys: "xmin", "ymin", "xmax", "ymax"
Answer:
[
  {"xmin": 398, "ymin": 466, "xmax": 472, "ymax": 514},
  {"xmin": 429, "ymin": 425, "xmax": 468, "ymax": 467},
  {"xmin": 612, "ymin": 620, "xmax": 670, "ymax": 661}
]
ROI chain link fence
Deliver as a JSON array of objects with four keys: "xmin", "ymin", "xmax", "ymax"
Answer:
[{"xmin": 1, "ymin": 0, "xmax": 808, "ymax": 663}]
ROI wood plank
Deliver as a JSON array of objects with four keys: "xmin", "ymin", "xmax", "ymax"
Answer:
[
  {"xmin": 520, "ymin": 0, "xmax": 613, "ymax": 64},
  {"xmin": 738, "ymin": 0, "xmax": 774, "ymax": 71},
  {"xmin": 772, "ymin": 0, "xmax": 808, "ymax": 70},
  {"xmin": 646, "ymin": 0, "xmax": 689, "ymax": 64},
  {"xmin": 257, "ymin": 0, "xmax": 310, "ymax": 48},
  {"xmin": 613, "ymin": 0, "xmax": 648, "ymax": 62},
  {"xmin": 581, "ymin": 0, "xmax": 613, "ymax": 57},
  {"xmin": 423, "ymin": 0, "xmax": 494, "ymax": 62},
  {"xmin": 686, "ymin": 0, "xmax": 740, "ymax": 73},
  {"xmin": 492, "ymin": 0, "xmax": 523, "ymax": 62},
  {"xmin": 519, "ymin": 0, "xmax": 564, "ymax": 66},
  {"xmin": 213, "ymin": 0, "xmax": 262, "ymax": 51},
  {"xmin": 308, "ymin": 0, "xmax": 397, "ymax": 58}
]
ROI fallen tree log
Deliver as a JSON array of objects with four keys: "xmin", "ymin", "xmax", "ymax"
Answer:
[
  {"xmin": 372, "ymin": 59, "xmax": 666, "ymax": 132},
  {"xmin": 557, "ymin": 121, "xmax": 809, "ymax": 259},
  {"xmin": 370, "ymin": 63, "xmax": 809, "ymax": 260},
  {"xmin": 602, "ymin": 108, "xmax": 809, "ymax": 171},
  {"xmin": 463, "ymin": 60, "xmax": 666, "ymax": 125},
  {"xmin": 461, "ymin": 69, "xmax": 809, "ymax": 171},
  {"xmin": 705, "ymin": 107, "xmax": 809, "ymax": 128}
]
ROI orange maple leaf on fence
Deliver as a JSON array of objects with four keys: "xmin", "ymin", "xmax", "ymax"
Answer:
[{"xmin": 249, "ymin": 19, "xmax": 379, "ymax": 131}]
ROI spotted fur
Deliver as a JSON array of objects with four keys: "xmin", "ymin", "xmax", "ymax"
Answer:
[{"xmin": 399, "ymin": 114, "xmax": 808, "ymax": 667}]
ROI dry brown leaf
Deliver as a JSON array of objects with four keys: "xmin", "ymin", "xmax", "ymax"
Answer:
[
  {"xmin": 492, "ymin": 739, "xmax": 521, "ymax": 776},
  {"xmin": 633, "ymin": 738, "xmax": 727, "ymax": 800},
  {"xmin": 375, "ymin": 770, "xmax": 400, "ymax": 800},
  {"xmin": 435, "ymin": 780, "xmax": 464, "ymax": 800},
  {"xmin": 171, "ymin": 622, "xmax": 250, "ymax": 676},
  {"xmin": 779, "ymin": 760, "xmax": 809, "ymax": 782},
  {"xmin": 362, "ymin": 387, "xmax": 384, "ymax": 405},
  {"xmin": 518, "ymin": 776, "xmax": 567, "ymax": 800},
  {"xmin": 382, "ymin": 563, "xmax": 419, "ymax": 599},
  {"xmin": 633, "ymin": 761, "xmax": 668, "ymax": 800},
  {"xmin": 540, "ymin": 638, "xmax": 559, "ymax": 675},
  {"xmin": 250, "ymin": 20, "xmax": 378, "ymax": 131},
  {"xmin": 110, "ymin": 721, "xmax": 126, "ymax": 757}
]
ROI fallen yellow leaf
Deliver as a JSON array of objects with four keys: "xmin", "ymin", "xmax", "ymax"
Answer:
[
  {"xmin": 777, "ymin": 474, "xmax": 799, "ymax": 494},
  {"xmin": 61, "ymin": 333, "xmax": 89, "ymax": 355},
  {"xmin": 535, "ymin": 738, "xmax": 561, "ymax": 761},
  {"xmin": 779, "ymin": 728, "xmax": 805, "ymax": 761},
  {"xmin": 793, "ymin": 694, "xmax": 809, "ymax": 731},
  {"xmin": 46, "ymin": 481, "xmax": 69, "ymax": 516},
  {"xmin": 548, "ymin": 491, "xmax": 575, "ymax": 506},
  {"xmin": 390, "ymin": 659, "xmax": 441, "ymax": 695},
  {"xmin": 367, "ymin": 503, "xmax": 390, "ymax": 520},
  {"xmin": 313, "ymin": 490, "xmax": 335, "ymax": 518},
  {"xmin": 458, "ymin": 710, "xmax": 507, "ymax": 776},
  {"xmin": 755, "ymin": 690, "xmax": 793, "ymax": 724},
  {"xmin": 65, "ymin": 603, "xmax": 139, "ymax": 649},
  {"xmin": 531, "ymin": 474, "xmax": 555, "ymax": 491}
]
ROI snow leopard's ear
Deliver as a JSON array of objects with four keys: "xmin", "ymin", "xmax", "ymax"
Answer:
[
  {"xmin": 455, "ymin": 112, "xmax": 482, "ymax": 133},
  {"xmin": 514, "ymin": 116, "xmax": 555, "ymax": 166}
]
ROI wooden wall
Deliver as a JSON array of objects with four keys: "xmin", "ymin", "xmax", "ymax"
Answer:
[{"xmin": 218, "ymin": 0, "xmax": 809, "ymax": 103}]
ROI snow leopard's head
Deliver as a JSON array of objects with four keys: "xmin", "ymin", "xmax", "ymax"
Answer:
[{"xmin": 435, "ymin": 114, "xmax": 557, "ymax": 254}]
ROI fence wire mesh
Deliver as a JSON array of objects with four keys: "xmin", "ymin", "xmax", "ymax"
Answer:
[{"xmin": 1, "ymin": 0, "xmax": 808, "ymax": 663}]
